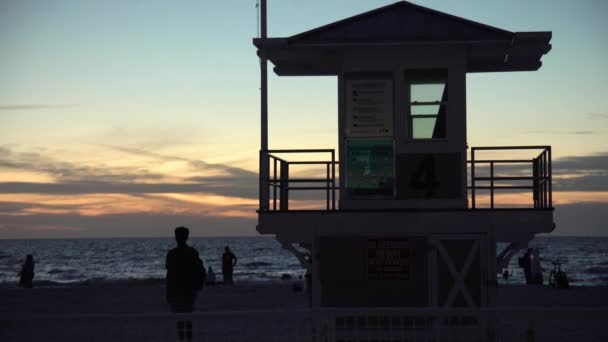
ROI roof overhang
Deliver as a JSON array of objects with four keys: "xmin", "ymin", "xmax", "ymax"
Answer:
[
  {"xmin": 253, "ymin": 31, "xmax": 551, "ymax": 76},
  {"xmin": 253, "ymin": 1, "xmax": 551, "ymax": 76}
]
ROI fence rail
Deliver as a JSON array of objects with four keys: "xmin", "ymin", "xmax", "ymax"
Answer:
[
  {"xmin": 259, "ymin": 146, "xmax": 553, "ymax": 212},
  {"xmin": 2, "ymin": 307, "xmax": 607, "ymax": 342},
  {"xmin": 264, "ymin": 149, "xmax": 337, "ymax": 211},
  {"xmin": 468, "ymin": 146, "xmax": 552, "ymax": 209},
  {"xmin": 316, "ymin": 307, "xmax": 608, "ymax": 342}
]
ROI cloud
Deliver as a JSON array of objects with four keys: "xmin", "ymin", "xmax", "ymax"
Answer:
[
  {"xmin": 104, "ymin": 145, "xmax": 256, "ymax": 180},
  {"xmin": 552, "ymin": 153, "xmax": 608, "ymax": 172},
  {"xmin": 1, "ymin": 200, "xmax": 605, "ymax": 239},
  {"xmin": 0, "ymin": 212, "xmax": 257, "ymax": 239},
  {"xmin": 470, "ymin": 152, "xmax": 608, "ymax": 192},
  {"xmin": 0, "ymin": 200, "xmax": 95, "ymax": 215},
  {"xmin": 0, "ymin": 146, "xmax": 161, "ymax": 184},
  {"xmin": 0, "ymin": 181, "xmax": 259, "ymax": 198},
  {"xmin": 552, "ymin": 153, "xmax": 608, "ymax": 191},
  {"xmin": 0, "ymin": 145, "xmax": 259, "ymax": 198},
  {"xmin": 0, "ymin": 104, "xmax": 78, "ymax": 110}
]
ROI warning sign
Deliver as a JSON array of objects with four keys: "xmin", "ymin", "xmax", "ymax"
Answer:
[
  {"xmin": 367, "ymin": 239, "xmax": 411, "ymax": 280},
  {"xmin": 346, "ymin": 79, "xmax": 393, "ymax": 137}
]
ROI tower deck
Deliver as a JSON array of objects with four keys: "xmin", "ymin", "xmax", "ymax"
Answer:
[{"xmin": 258, "ymin": 208, "xmax": 554, "ymax": 244}]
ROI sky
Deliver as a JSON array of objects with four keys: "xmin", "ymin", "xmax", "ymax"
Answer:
[{"xmin": 0, "ymin": 0, "xmax": 607, "ymax": 238}]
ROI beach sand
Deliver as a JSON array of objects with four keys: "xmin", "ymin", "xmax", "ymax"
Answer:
[
  {"xmin": 1, "ymin": 280, "xmax": 309, "ymax": 315},
  {"xmin": 1, "ymin": 281, "xmax": 312, "ymax": 342},
  {"xmin": 1, "ymin": 282, "xmax": 607, "ymax": 341}
]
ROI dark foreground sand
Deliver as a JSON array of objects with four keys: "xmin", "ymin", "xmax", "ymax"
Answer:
[
  {"xmin": 1, "ymin": 281, "xmax": 606, "ymax": 315},
  {"xmin": 1, "ymin": 282, "xmax": 607, "ymax": 341},
  {"xmin": 1, "ymin": 280, "xmax": 308, "ymax": 315}
]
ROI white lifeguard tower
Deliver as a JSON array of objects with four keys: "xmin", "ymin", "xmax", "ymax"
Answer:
[{"xmin": 254, "ymin": 0, "xmax": 552, "ymax": 336}]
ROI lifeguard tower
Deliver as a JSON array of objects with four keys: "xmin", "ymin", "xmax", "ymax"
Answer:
[{"xmin": 254, "ymin": 0, "xmax": 552, "ymax": 337}]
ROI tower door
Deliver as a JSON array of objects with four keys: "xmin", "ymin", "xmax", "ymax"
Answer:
[{"xmin": 429, "ymin": 234, "xmax": 488, "ymax": 308}]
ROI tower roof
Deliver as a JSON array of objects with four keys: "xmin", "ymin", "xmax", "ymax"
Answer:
[{"xmin": 253, "ymin": 1, "xmax": 551, "ymax": 75}]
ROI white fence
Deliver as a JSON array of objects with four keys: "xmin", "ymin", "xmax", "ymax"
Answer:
[
  {"xmin": 1, "ymin": 308, "xmax": 607, "ymax": 342},
  {"xmin": 315, "ymin": 308, "xmax": 608, "ymax": 342}
]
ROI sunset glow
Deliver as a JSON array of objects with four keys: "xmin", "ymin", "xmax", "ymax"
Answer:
[{"xmin": 1, "ymin": 0, "xmax": 607, "ymax": 238}]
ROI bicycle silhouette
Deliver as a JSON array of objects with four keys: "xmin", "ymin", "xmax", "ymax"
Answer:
[{"xmin": 548, "ymin": 259, "xmax": 569, "ymax": 289}]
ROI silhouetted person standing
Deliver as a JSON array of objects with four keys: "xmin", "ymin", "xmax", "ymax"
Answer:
[
  {"xmin": 166, "ymin": 227, "xmax": 204, "ymax": 342},
  {"xmin": 518, "ymin": 248, "xmax": 532, "ymax": 284},
  {"xmin": 18, "ymin": 255, "xmax": 34, "ymax": 288},
  {"xmin": 530, "ymin": 248, "xmax": 543, "ymax": 285},
  {"xmin": 222, "ymin": 246, "xmax": 237, "ymax": 285}
]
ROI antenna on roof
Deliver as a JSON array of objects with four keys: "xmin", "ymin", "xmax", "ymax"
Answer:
[
  {"xmin": 260, "ymin": 0, "xmax": 267, "ymax": 39},
  {"xmin": 255, "ymin": 0, "xmax": 260, "ymax": 38}
]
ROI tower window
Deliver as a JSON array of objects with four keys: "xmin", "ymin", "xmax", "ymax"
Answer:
[{"xmin": 406, "ymin": 69, "xmax": 448, "ymax": 140}]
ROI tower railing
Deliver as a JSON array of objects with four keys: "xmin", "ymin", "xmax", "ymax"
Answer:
[
  {"xmin": 468, "ymin": 146, "xmax": 552, "ymax": 209},
  {"xmin": 263, "ymin": 149, "xmax": 337, "ymax": 212},
  {"xmin": 259, "ymin": 146, "xmax": 552, "ymax": 212}
]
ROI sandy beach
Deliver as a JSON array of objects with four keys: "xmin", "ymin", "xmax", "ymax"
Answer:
[
  {"xmin": 1, "ymin": 280, "xmax": 309, "ymax": 315},
  {"xmin": 1, "ymin": 281, "xmax": 607, "ymax": 341},
  {"xmin": 2, "ymin": 281, "xmax": 607, "ymax": 316},
  {"xmin": 1, "ymin": 281, "xmax": 312, "ymax": 342}
]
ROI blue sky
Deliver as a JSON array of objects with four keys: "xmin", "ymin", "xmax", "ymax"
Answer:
[{"xmin": 0, "ymin": 0, "xmax": 607, "ymax": 238}]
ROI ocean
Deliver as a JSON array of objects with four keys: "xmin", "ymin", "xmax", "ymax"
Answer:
[{"xmin": 0, "ymin": 236, "xmax": 607, "ymax": 287}]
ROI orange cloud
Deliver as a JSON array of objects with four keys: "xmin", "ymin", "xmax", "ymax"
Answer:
[
  {"xmin": 470, "ymin": 191, "xmax": 608, "ymax": 208},
  {"xmin": 0, "ymin": 193, "xmax": 257, "ymax": 218}
]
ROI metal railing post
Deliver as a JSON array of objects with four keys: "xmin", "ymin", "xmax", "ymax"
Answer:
[
  {"xmin": 326, "ymin": 162, "xmax": 330, "ymax": 210},
  {"xmin": 471, "ymin": 148, "xmax": 476, "ymax": 209},
  {"xmin": 490, "ymin": 161, "xmax": 494, "ymax": 209},
  {"xmin": 280, "ymin": 160, "xmax": 289, "ymax": 211},
  {"xmin": 331, "ymin": 150, "xmax": 336, "ymax": 210},
  {"xmin": 273, "ymin": 157, "xmax": 277, "ymax": 211},
  {"xmin": 543, "ymin": 150, "xmax": 548, "ymax": 208},
  {"xmin": 548, "ymin": 147, "xmax": 552, "ymax": 207},
  {"xmin": 260, "ymin": 150, "xmax": 269, "ymax": 211},
  {"xmin": 532, "ymin": 157, "xmax": 539, "ymax": 208}
]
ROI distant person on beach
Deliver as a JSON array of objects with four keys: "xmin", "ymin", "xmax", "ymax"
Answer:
[
  {"xmin": 18, "ymin": 254, "xmax": 34, "ymax": 288},
  {"xmin": 165, "ymin": 226, "xmax": 205, "ymax": 342},
  {"xmin": 518, "ymin": 248, "xmax": 532, "ymax": 284},
  {"xmin": 207, "ymin": 266, "xmax": 216, "ymax": 285},
  {"xmin": 222, "ymin": 246, "xmax": 237, "ymax": 285},
  {"xmin": 530, "ymin": 248, "xmax": 543, "ymax": 285}
]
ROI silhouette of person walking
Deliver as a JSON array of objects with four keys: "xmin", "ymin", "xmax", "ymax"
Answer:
[
  {"xmin": 165, "ymin": 226, "xmax": 204, "ymax": 342},
  {"xmin": 518, "ymin": 248, "xmax": 532, "ymax": 284},
  {"xmin": 222, "ymin": 246, "xmax": 237, "ymax": 285},
  {"xmin": 18, "ymin": 255, "xmax": 34, "ymax": 288},
  {"xmin": 530, "ymin": 248, "xmax": 543, "ymax": 285}
]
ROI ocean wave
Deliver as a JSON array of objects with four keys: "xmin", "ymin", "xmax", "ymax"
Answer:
[
  {"xmin": 47, "ymin": 267, "xmax": 79, "ymax": 275},
  {"xmin": 0, "ymin": 277, "xmax": 166, "ymax": 288},
  {"xmin": 586, "ymin": 266, "xmax": 608, "ymax": 274},
  {"xmin": 0, "ymin": 280, "xmax": 86, "ymax": 287},
  {"xmin": 243, "ymin": 261, "xmax": 273, "ymax": 267},
  {"xmin": 2, "ymin": 236, "xmax": 607, "ymax": 287},
  {"xmin": 78, "ymin": 277, "xmax": 165, "ymax": 286}
]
